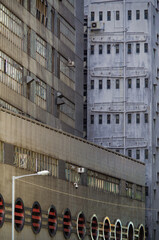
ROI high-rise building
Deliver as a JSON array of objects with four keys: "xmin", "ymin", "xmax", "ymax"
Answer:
[
  {"xmin": 0, "ymin": 0, "xmax": 83, "ymax": 137},
  {"xmin": 85, "ymin": 0, "xmax": 159, "ymax": 239}
]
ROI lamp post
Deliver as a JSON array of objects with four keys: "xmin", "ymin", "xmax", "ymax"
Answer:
[{"xmin": 12, "ymin": 170, "xmax": 49, "ymax": 240}]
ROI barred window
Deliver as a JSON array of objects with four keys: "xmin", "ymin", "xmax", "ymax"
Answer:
[
  {"xmin": 14, "ymin": 146, "xmax": 58, "ymax": 177},
  {"xmin": 59, "ymin": 16, "xmax": 75, "ymax": 51},
  {"xmin": 0, "ymin": 3, "xmax": 23, "ymax": 49},
  {"xmin": 36, "ymin": 35, "xmax": 47, "ymax": 67},
  {"xmin": 36, "ymin": 79, "xmax": 46, "ymax": 110},
  {"xmin": 0, "ymin": 51, "xmax": 23, "ymax": 94},
  {"xmin": 65, "ymin": 163, "xmax": 80, "ymax": 183},
  {"xmin": 87, "ymin": 170, "xmax": 120, "ymax": 194}
]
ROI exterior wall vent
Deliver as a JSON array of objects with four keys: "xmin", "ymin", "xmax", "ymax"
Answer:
[
  {"xmin": 0, "ymin": 194, "xmax": 5, "ymax": 228},
  {"xmin": 48, "ymin": 205, "xmax": 57, "ymax": 237},
  {"xmin": 31, "ymin": 201, "xmax": 42, "ymax": 234},
  {"xmin": 90, "ymin": 214, "xmax": 99, "ymax": 240},
  {"xmin": 77, "ymin": 212, "xmax": 86, "ymax": 240},
  {"xmin": 14, "ymin": 198, "xmax": 24, "ymax": 232},
  {"xmin": 63, "ymin": 208, "xmax": 72, "ymax": 239},
  {"xmin": 103, "ymin": 217, "xmax": 111, "ymax": 240}
]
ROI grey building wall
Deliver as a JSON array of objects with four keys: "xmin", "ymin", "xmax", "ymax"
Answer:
[{"xmin": 85, "ymin": 0, "xmax": 159, "ymax": 239}]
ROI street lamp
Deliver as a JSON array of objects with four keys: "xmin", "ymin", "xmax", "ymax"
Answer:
[{"xmin": 12, "ymin": 170, "xmax": 49, "ymax": 240}]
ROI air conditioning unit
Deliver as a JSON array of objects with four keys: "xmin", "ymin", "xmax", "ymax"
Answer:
[
  {"xmin": 77, "ymin": 168, "xmax": 85, "ymax": 173},
  {"xmin": 19, "ymin": 154, "xmax": 27, "ymax": 169},
  {"xmin": 91, "ymin": 22, "xmax": 103, "ymax": 31}
]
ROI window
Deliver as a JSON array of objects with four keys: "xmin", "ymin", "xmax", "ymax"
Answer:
[
  {"xmin": 136, "ymin": 149, "xmax": 140, "ymax": 159},
  {"xmin": 144, "ymin": 43, "xmax": 148, "ymax": 53},
  {"xmin": 145, "ymin": 149, "xmax": 148, "ymax": 159},
  {"xmin": 128, "ymin": 114, "xmax": 131, "ymax": 124},
  {"xmin": 91, "ymin": 80, "xmax": 94, "ymax": 89},
  {"xmin": 136, "ymin": 10, "xmax": 140, "ymax": 20},
  {"xmin": 128, "ymin": 149, "xmax": 132, "ymax": 158},
  {"xmin": 128, "ymin": 44, "xmax": 131, "ymax": 54},
  {"xmin": 144, "ymin": 10, "xmax": 148, "ymax": 19},
  {"xmin": 153, "ymin": 15, "xmax": 155, "ymax": 25},
  {"xmin": 31, "ymin": 202, "xmax": 42, "ymax": 234},
  {"xmin": 116, "ymin": 11, "xmax": 120, "ymax": 20},
  {"xmin": 35, "ymin": 78, "xmax": 47, "ymax": 109},
  {"xmin": 116, "ymin": 114, "xmax": 119, "ymax": 124},
  {"xmin": 107, "ymin": 114, "xmax": 111, "ymax": 124},
  {"xmin": 99, "ymin": 115, "xmax": 102, "ymax": 124},
  {"xmin": 136, "ymin": 114, "xmax": 140, "ymax": 124},
  {"xmin": 36, "ymin": 35, "xmax": 47, "ymax": 67},
  {"xmin": 145, "ymin": 113, "xmax": 148, "ymax": 123},
  {"xmin": 91, "ymin": 115, "xmax": 94, "ymax": 124},
  {"xmin": 107, "ymin": 80, "xmax": 111, "ymax": 89},
  {"xmin": 145, "ymin": 78, "xmax": 148, "ymax": 88},
  {"xmin": 136, "ymin": 185, "xmax": 142, "ymax": 200},
  {"xmin": 126, "ymin": 182, "xmax": 133, "ymax": 198},
  {"xmin": 99, "ymin": 45, "xmax": 103, "ymax": 54},
  {"xmin": 99, "ymin": 80, "xmax": 102, "ymax": 89},
  {"xmin": 15, "ymin": 198, "xmax": 24, "ymax": 232},
  {"xmin": 107, "ymin": 11, "xmax": 111, "ymax": 21},
  {"xmin": 128, "ymin": 10, "xmax": 132, "ymax": 20},
  {"xmin": 116, "ymin": 44, "xmax": 119, "ymax": 54},
  {"xmin": 36, "ymin": 0, "xmax": 47, "ymax": 26},
  {"xmin": 99, "ymin": 11, "xmax": 103, "ymax": 21},
  {"xmin": 136, "ymin": 78, "xmax": 140, "ymax": 88},
  {"xmin": 48, "ymin": 206, "xmax": 57, "ymax": 237},
  {"xmin": 91, "ymin": 12, "xmax": 95, "ymax": 21},
  {"xmin": 136, "ymin": 43, "xmax": 140, "ymax": 53},
  {"xmin": 116, "ymin": 79, "xmax": 120, "ymax": 89},
  {"xmin": 107, "ymin": 44, "xmax": 111, "ymax": 54},
  {"xmin": 91, "ymin": 45, "xmax": 94, "ymax": 55},
  {"xmin": 128, "ymin": 79, "xmax": 132, "ymax": 88}
]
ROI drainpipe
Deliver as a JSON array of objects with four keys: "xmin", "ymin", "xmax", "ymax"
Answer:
[{"xmin": 123, "ymin": 0, "xmax": 126, "ymax": 155}]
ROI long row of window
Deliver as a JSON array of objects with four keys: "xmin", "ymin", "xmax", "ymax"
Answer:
[
  {"xmin": 90, "ymin": 113, "xmax": 149, "ymax": 125},
  {"xmin": 0, "ymin": 193, "xmax": 145, "ymax": 240},
  {"xmin": 90, "ymin": 43, "xmax": 148, "ymax": 55},
  {"xmin": 91, "ymin": 9, "xmax": 148, "ymax": 21},
  {"xmin": 90, "ymin": 78, "xmax": 149, "ymax": 90}
]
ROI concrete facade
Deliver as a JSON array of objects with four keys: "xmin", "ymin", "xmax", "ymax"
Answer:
[
  {"xmin": 85, "ymin": 0, "xmax": 159, "ymax": 239},
  {"xmin": 0, "ymin": 108, "xmax": 145, "ymax": 239},
  {"xmin": 0, "ymin": 0, "xmax": 83, "ymax": 137}
]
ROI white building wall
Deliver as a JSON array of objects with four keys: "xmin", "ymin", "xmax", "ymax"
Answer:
[{"xmin": 86, "ymin": 0, "xmax": 159, "ymax": 239}]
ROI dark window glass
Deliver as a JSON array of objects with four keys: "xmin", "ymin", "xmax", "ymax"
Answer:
[
  {"xmin": 99, "ymin": 115, "xmax": 102, "ymax": 124},
  {"xmin": 128, "ymin": 79, "xmax": 132, "ymax": 88},
  {"xmin": 128, "ymin": 10, "xmax": 132, "ymax": 20},
  {"xmin": 116, "ymin": 114, "xmax": 119, "ymax": 124},
  {"xmin": 99, "ymin": 80, "xmax": 102, "ymax": 89},
  {"xmin": 107, "ymin": 114, "xmax": 111, "ymax": 124},
  {"xmin": 99, "ymin": 45, "xmax": 103, "ymax": 54},
  {"xmin": 116, "ymin": 44, "xmax": 119, "ymax": 54},
  {"xmin": 107, "ymin": 11, "xmax": 111, "ymax": 21},
  {"xmin": 136, "ymin": 114, "xmax": 140, "ymax": 124},
  {"xmin": 91, "ymin": 45, "xmax": 94, "ymax": 55},
  {"xmin": 144, "ymin": 43, "xmax": 148, "ymax": 53},
  {"xmin": 145, "ymin": 78, "xmax": 148, "ymax": 88},
  {"xmin": 107, "ymin": 80, "xmax": 111, "ymax": 89},
  {"xmin": 145, "ymin": 149, "xmax": 148, "ymax": 159},
  {"xmin": 136, "ymin": 43, "xmax": 140, "ymax": 53},
  {"xmin": 99, "ymin": 11, "xmax": 103, "ymax": 21},
  {"xmin": 128, "ymin": 114, "xmax": 131, "ymax": 124},
  {"xmin": 136, "ymin": 10, "xmax": 140, "ymax": 20},
  {"xmin": 128, "ymin": 44, "xmax": 131, "ymax": 54},
  {"xmin": 144, "ymin": 10, "xmax": 148, "ymax": 19},
  {"xmin": 107, "ymin": 44, "xmax": 111, "ymax": 54},
  {"xmin": 91, "ymin": 12, "xmax": 95, "ymax": 21},
  {"xmin": 136, "ymin": 149, "xmax": 140, "ymax": 159},
  {"xmin": 136, "ymin": 78, "xmax": 140, "ymax": 88},
  {"xmin": 90, "ymin": 115, "xmax": 94, "ymax": 124},
  {"xmin": 116, "ymin": 11, "xmax": 120, "ymax": 20},
  {"xmin": 128, "ymin": 149, "xmax": 132, "ymax": 158},
  {"xmin": 116, "ymin": 79, "xmax": 120, "ymax": 89},
  {"xmin": 145, "ymin": 113, "xmax": 148, "ymax": 123},
  {"xmin": 91, "ymin": 80, "xmax": 94, "ymax": 89}
]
